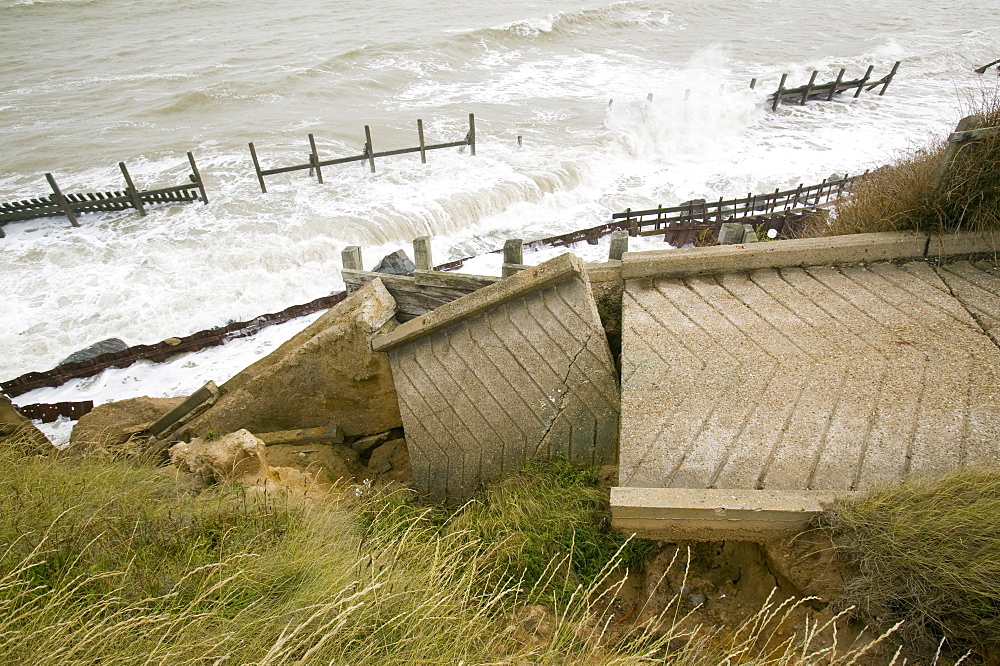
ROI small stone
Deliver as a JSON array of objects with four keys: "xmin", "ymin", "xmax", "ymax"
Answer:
[
  {"xmin": 373, "ymin": 250, "xmax": 415, "ymax": 275},
  {"xmin": 688, "ymin": 593, "xmax": 707, "ymax": 608},
  {"xmin": 350, "ymin": 430, "xmax": 392, "ymax": 454},
  {"xmin": 164, "ymin": 337, "xmax": 182, "ymax": 346}
]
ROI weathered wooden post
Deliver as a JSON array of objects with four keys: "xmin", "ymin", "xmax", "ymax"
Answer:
[
  {"xmin": 417, "ymin": 119, "xmax": 427, "ymax": 163},
  {"xmin": 467, "ymin": 114, "xmax": 476, "ymax": 156},
  {"xmin": 749, "ymin": 78, "xmax": 757, "ymax": 90},
  {"xmin": 854, "ymin": 65, "xmax": 874, "ymax": 98},
  {"xmin": 800, "ymin": 70, "xmax": 818, "ymax": 105},
  {"xmin": 772, "ymin": 73, "xmax": 787, "ymax": 111},
  {"xmin": 878, "ymin": 61, "xmax": 900, "ymax": 95},
  {"xmin": 827, "ymin": 68, "xmax": 845, "ymax": 101},
  {"xmin": 413, "ymin": 236, "xmax": 433, "ymax": 271},
  {"xmin": 502, "ymin": 238, "xmax": 523, "ymax": 278},
  {"xmin": 364, "ymin": 126, "xmax": 376, "ymax": 173},
  {"xmin": 930, "ymin": 114, "xmax": 986, "ymax": 192},
  {"xmin": 45, "ymin": 173, "xmax": 78, "ymax": 227},
  {"xmin": 118, "ymin": 162, "xmax": 146, "ymax": 216},
  {"xmin": 308, "ymin": 134, "xmax": 324, "ymax": 184},
  {"xmin": 188, "ymin": 152, "xmax": 208, "ymax": 204},
  {"xmin": 342, "ymin": 245, "xmax": 363, "ymax": 271},
  {"xmin": 609, "ymin": 230, "xmax": 629, "ymax": 261},
  {"xmin": 975, "ymin": 58, "xmax": 1000, "ymax": 74},
  {"xmin": 248, "ymin": 142, "xmax": 267, "ymax": 193}
]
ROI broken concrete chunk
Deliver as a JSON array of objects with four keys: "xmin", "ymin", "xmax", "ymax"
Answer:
[
  {"xmin": 366, "ymin": 437, "xmax": 411, "ymax": 484},
  {"xmin": 68, "ymin": 396, "xmax": 185, "ymax": 453},
  {"xmin": 256, "ymin": 425, "xmax": 344, "ymax": 446},
  {"xmin": 183, "ymin": 279, "xmax": 401, "ymax": 439},
  {"xmin": 0, "ymin": 394, "xmax": 51, "ymax": 450},
  {"xmin": 718, "ymin": 222, "xmax": 746, "ymax": 245},
  {"xmin": 349, "ymin": 430, "xmax": 392, "ymax": 454},
  {"xmin": 169, "ymin": 429, "xmax": 271, "ymax": 486},
  {"xmin": 148, "ymin": 381, "xmax": 219, "ymax": 439},
  {"xmin": 373, "ymin": 252, "xmax": 619, "ymax": 501}
]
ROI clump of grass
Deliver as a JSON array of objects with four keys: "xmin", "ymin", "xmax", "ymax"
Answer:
[
  {"xmin": 819, "ymin": 88, "xmax": 1000, "ymax": 237},
  {"xmin": 829, "ymin": 467, "xmax": 1000, "ymax": 658},
  {"xmin": 0, "ymin": 430, "xmax": 900, "ymax": 664}
]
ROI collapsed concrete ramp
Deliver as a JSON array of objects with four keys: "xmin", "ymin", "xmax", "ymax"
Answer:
[
  {"xmin": 372, "ymin": 253, "xmax": 620, "ymax": 501},
  {"xmin": 613, "ymin": 233, "xmax": 1000, "ymax": 539}
]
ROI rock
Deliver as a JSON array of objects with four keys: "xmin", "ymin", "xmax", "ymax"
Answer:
[
  {"xmin": 718, "ymin": 222, "xmax": 746, "ymax": 245},
  {"xmin": 0, "ymin": 394, "xmax": 52, "ymax": 451},
  {"xmin": 265, "ymin": 443, "xmax": 361, "ymax": 484},
  {"xmin": 58, "ymin": 338, "xmax": 128, "ymax": 366},
  {"xmin": 688, "ymin": 593, "xmax": 707, "ymax": 608},
  {"xmin": 827, "ymin": 172, "xmax": 845, "ymax": 182},
  {"xmin": 366, "ymin": 437, "xmax": 411, "ymax": 484},
  {"xmin": 349, "ymin": 430, "xmax": 393, "ymax": 454},
  {"xmin": 164, "ymin": 337, "xmax": 182, "ymax": 346},
  {"xmin": 373, "ymin": 249, "xmax": 415, "ymax": 275},
  {"xmin": 182, "ymin": 279, "xmax": 401, "ymax": 439},
  {"xmin": 69, "ymin": 396, "xmax": 185, "ymax": 453},
  {"xmin": 169, "ymin": 429, "xmax": 272, "ymax": 486}
]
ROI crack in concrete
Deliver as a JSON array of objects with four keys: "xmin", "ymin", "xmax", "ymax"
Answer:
[{"xmin": 532, "ymin": 329, "xmax": 597, "ymax": 460}]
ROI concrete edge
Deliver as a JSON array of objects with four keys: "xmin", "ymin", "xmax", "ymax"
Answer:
[
  {"xmin": 621, "ymin": 231, "xmax": 928, "ymax": 280},
  {"xmin": 927, "ymin": 230, "xmax": 1000, "ymax": 259},
  {"xmin": 372, "ymin": 252, "xmax": 584, "ymax": 352},
  {"xmin": 610, "ymin": 487, "xmax": 851, "ymax": 540},
  {"xmin": 584, "ymin": 261, "xmax": 622, "ymax": 284}
]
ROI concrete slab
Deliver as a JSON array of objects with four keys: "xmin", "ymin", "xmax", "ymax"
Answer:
[
  {"xmin": 616, "ymin": 260, "xmax": 1000, "ymax": 538},
  {"xmin": 372, "ymin": 253, "xmax": 620, "ymax": 501},
  {"xmin": 939, "ymin": 259, "xmax": 1000, "ymax": 346}
]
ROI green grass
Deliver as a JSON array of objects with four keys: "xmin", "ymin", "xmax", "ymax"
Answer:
[
  {"xmin": 0, "ymin": 433, "xmax": 900, "ymax": 664},
  {"xmin": 815, "ymin": 89, "xmax": 1000, "ymax": 237},
  {"xmin": 829, "ymin": 467, "xmax": 1000, "ymax": 659}
]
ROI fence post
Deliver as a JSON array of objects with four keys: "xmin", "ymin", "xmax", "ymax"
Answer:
[
  {"xmin": 249, "ymin": 143, "xmax": 267, "ymax": 193},
  {"xmin": 800, "ymin": 70, "xmax": 818, "ymax": 105},
  {"xmin": 45, "ymin": 173, "xmax": 79, "ymax": 227},
  {"xmin": 342, "ymin": 245, "xmax": 363, "ymax": 271},
  {"xmin": 364, "ymin": 126, "xmax": 376, "ymax": 173},
  {"xmin": 417, "ymin": 119, "xmax": 427, "ymax": 163},
  {"xmin": 772, "ymin": 73, "xmax": 787, "ymax": 111},
  {"xmin": 828, "ymin": 68, "xmax": 845, "ymax": 101},
  {"xmin": 502, "ymin": 238, "xmax": 523, "ymax": 278},
  {"xmin": 749, "ymin": 77, "xmax": 757, "ymax": 90},
  {"xmin": 930, "ymin": 115, "xmax": 984, "ymax": 192},
  {"xmin": 879, "ymin": 61, "xmax": 901, "ymax": 95},
  {"xmin": 119, "ymin": 161, "xmax": 146, "ymax": 216},
  {"xmin": 308, "ymin": 134, "xmax": 324, "ymax": 184},
  {"xmin": 854, "ymin": 65, "xmax": 874, "ymax": 98},
  {"xmin": 187, "ymin": 152, "xmax": 209, "ymax": 205},
  {"xmin": 413, "ymin": 236, "xmax": 433, "ymax": 271},
  {"xmin": 468, "ymin": 114, "xmax": 476, "ymax": 156},
  {"xmin": 609, "ymin": 230, "xmax": 629, "ymax": 261}
]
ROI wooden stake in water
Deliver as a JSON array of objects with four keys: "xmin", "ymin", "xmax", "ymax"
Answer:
[
  {"xmin": 308, "ymin": 133, "xmax": 323, "ymax": 184},
  {"xmin": 119, "ymin": 161, "xmax": 146, "ymax": 216},
  {"xmin": 364, "ymin": 125, "xmax": 376, "ymax": 173},
  {"xmin": 45, "ymin": 173, "xmax": 79, "ymax": 227},
  {"xmin": 249, "ymin": 142, "xmax": 267, "ymax": 193},
  {"xmin": 417, "ymin": 119, "xmax": 427, "ymax": 163},
  {"xmin": 188, "ymin": 152, "xmax": 208, "ymax": 204}
]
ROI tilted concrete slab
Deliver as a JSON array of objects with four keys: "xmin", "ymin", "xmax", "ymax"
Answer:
[
  {"xmin": 615, "ymin": 260, "xmax": 1000, "ymax": 539},
  {"xmin": 372, "ymin": 253, "xmax": 620, "ymax": 501}
]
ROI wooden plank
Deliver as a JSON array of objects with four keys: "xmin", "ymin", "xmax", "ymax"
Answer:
[
  {"xmin": 828, "ymin": 68, "xmax": 845, "ymax": 101},
  {"xmin": 772, "ymin": 73, "xmax": 787, "ymax": 111},
  {"xmin": 975, "ymin": 58, "xmax": 1000, "ymax": 74},
  {"xmin": 364, "ymin": 125, "xmax": 376, "ymax": 173},
  {"xmin": 188, "ymin": 152, "xmax": 208, "ymax": 204},
  {"xmin": 249, "ymin": 142, "xmax": 268, "ymax": 193},
  {"xmin": 308, "ymin": 133, "xmax": 323, "ymax": 184},
  {"xmin": 854, "ymin": 65, "xmax": 874, "ymax": 98},
  {"xmin": 119, "ymin": 161, "xmax": 146, "ymax": 216},
  {"xmin": 45, "ymin": 173, "xmax": 79, "ymax": 227},
  {"xmin": 413, "ymin": 270, "xmax": 499, "ymax": 291},
  {"xmin": 468, "ymin": 113, "xmax": 476, "ymax": 156},
  {"xmin": 800, "ymin": 70, "xmax": 818, "ymax": 105},
  {"xmin": 948, "ymin": 125, "xmax": 1000, "ymax": 143},
  {"xmin": 418, "ymin": 118, "xmax": 426, "ymax": 163}
]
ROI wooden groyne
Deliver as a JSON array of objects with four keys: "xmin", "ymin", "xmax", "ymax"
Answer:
[
  {"xmin": 0, "ymin": 153, "xmax": 207, "ymax": 235},
  {"xmin": 249, "ymin": 114, "xmax": 476, "ymax": 193},
  {"xmin": 752, "ymin": 62, "xmax": 901, "ymax": 111}
]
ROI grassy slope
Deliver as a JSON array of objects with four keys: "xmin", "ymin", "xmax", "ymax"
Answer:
[{"xmin": 0, "ymin": 435, "xmax": 913, "ymax": 665}]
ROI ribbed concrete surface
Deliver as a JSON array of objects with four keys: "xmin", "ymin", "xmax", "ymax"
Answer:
[
  {"xmin": 388, "ymin": 271, "xmax": 619, "ymax": 501},
  {"xmin": 619, "ymin": 260, "xmax": 1000, "ymax": 493}
]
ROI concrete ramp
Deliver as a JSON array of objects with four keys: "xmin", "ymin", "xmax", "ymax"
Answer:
[
  {"xmin": 373, "ymin": 253, "xmax": 620, "ymax": 501},
  {"xmin": 614, "ymin": 235, "xmax": 1000, "ymax": 539}
]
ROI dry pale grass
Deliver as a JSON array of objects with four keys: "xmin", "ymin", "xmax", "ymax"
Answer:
[
  {"xmin": 815, "ymin": 88, "xmax": 1000, "ymax": 237},
  {"xmin": 829, "ymin": 467, "xmax": 1000, "ymax": 660},
  {"xmin": 0, "ymin": 432, "xmax": 902, "ymax": 665}
]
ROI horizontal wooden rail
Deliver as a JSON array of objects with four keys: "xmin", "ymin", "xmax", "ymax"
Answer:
[
  {"xmin": 248, "ymin": 114, "xmax": 476, "ymax": 193},
  {"xmin": 0, "ymin": 152, "xmax": 207, "ymax": 236}
]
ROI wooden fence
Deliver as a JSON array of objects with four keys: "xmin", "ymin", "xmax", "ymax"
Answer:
[
  {"xmin": 249, "ymin": 114, "xmax": 476, "ymax": 193},
  {"xmin": 752, "ymin": 62, "xmax": 901, "ymax": 111},
  {"xmin": 0, "ymin": 152, "xmax": 208, "ymax": 235}
]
